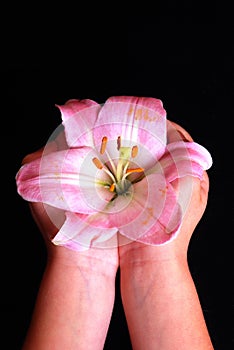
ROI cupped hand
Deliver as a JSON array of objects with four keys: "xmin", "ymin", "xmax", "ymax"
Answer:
[
  {"xmin": 21, "ymin": 137, "xmax": 119, "ymax": 273},
  {"xmin": 119, "ymin": 121, "xmax": 210, "ymax": 266}
]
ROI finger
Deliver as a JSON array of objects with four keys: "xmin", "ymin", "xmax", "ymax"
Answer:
[
  {"xmin": 167, "ymin": 120, "xmax": 194, "ymax": 143},
  {"xmin": 29, "ymin": 202, "xmax": 59, "ymax": 240},
  {"xmin": 200, "ymin": 171, "xmax": 209, "ymax": 204},
  {"xmin": 21, "ymin": 141, "xmax": 58, "ymax": 165},
  {"xmin": 53, "ymin": 129, "xmax": 68, "ymax": 150}
]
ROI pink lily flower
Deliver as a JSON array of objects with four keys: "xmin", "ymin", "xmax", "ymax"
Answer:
[{"xmin": 16, "ymin": 96, "xmax": 212, "ymax": 251}]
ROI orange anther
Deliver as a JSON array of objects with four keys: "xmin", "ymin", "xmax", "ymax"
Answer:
[
  {"xmin": 92, "ymin": 157, "xmax": 103, "ymax": 169},
  {"xmin": 109, "ymin": 183, "xmax": 115, "ymax": 192},
  {"xmin": 131, "ymin": 145, "xmax": 138, "ymax": 158},
  {"xmin": 126, "ymin": 167, "xmax": 144, "ymax": 174},
  {"xmin": 100, "ymin": 136, "xmax": 108, "ymax": 154}
]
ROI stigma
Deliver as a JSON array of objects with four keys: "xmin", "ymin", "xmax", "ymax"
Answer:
[{"xmin": 92, "ymin": 136, "xmax": 144, "ymax": 195}]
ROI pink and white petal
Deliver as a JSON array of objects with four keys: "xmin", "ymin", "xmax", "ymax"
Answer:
[
  {"xmin": 168, "ymin": 141, "xmax": 213, "ymax": 170},
  {"xmin": 56, "ymin": 99, "xmax": 101, "ymax": 148},
  {"xmin": 72, "ymin": 175, "xmax": 167, "ymax": 230},
  {"xmin": 93, "ymin": 96, "xmax": 167, "ymax": 161},
  {"xmin": 57, "ymin": 99, "xmax": 98, "ymax": 121},
  {"xmin": 52, "ymin": 211, "xmax": 118, "ymax": 251},
  {"xmin": 102, "ymin": 174, "xmax": 182, "ymax": 245},
  {"xmin": 53, "ymin": 173, "xmax": 182, "ymax": 246},
  {"xmin": 135, "ymin": 183, "xmax": 182, "ymax": 245},
  {"xmin": 65, "ymin": 194, "xmax": 138, "ymax": 230},
  {"xmin": 16, "ymin": 147, "xmax": 114, "ymax": 214},
  {"xmin": 149, "ymin": 141, "xmax": 213, "ymax": 182}
]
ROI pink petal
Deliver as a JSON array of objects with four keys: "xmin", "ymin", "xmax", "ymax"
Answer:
[
  {"xmin": 118, "ymin": 174, "xmax": 182, "ymax": 245},
  {"xmin": 57, "ymin": 99, "xmax": 98, "ymax": 120},
  {"xmin": 93, "ymin": 96, "xmax": 167, "ymax": 161},
  {"xmin": 104, "ymin": 174, "xmax": 182, "ymax": 245},
  {"xmin": 16, "ymin": 147, "xmax": 114, "ymax": 214},
  {"xmin": 56, "ymin": 99, "xmax": 101, "ymax": 148},
  {"xmin": 56, "ymin": 174, "xmax": 182, "ymax": 246},
  {"xmin": 52, "ymin": 211, "xmax": 118, "ymax": 251},
  {"xmin": 151, "ymin": 141, "xmax": 213, "ymax": 182}
]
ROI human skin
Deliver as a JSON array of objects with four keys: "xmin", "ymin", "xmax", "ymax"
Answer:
[
  {"xmin": 21, "ymin": 144, "xmax": 119, "ymax": 350},
  {"xmin": 22, "ymin": 203, "xmax": 119, "ymax": 350},
  {"xmin": 118, "ymin": 122, "xmax": 214, "ymax": 349},
  {"xmin": 20, "ymin": 122, "xmax": 214, "ymax": 350}
]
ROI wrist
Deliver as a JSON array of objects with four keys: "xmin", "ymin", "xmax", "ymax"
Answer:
[
  {"xmin": 46, "ymin": 245, "xmax": 119, "ymax": 278},
  {"xmin": 119, "ymin": 240, "xmax": 188, "ymax": 270},
  {"xmin": 120, "ymin": 253, "xmax": 191, "ymax": 306},
  {"xmin": 121, "ymin": 251, "xmax": 189, "ymax": 282}
]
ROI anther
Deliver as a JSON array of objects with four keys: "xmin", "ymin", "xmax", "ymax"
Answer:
[
  {"xmin": 117, "ymin": 136, "xmax": 121, "ymax": 150},
  {"xmin": 109, "ymin": 183, "xmax": 115, "ymax": 192},
  {"xmin": 131, "ymin": 145, "xmax": 138, "ymax": 158},
  {"xmin": 100, "ymin": 136, "xmax": 108, "ymax": 155},
  {"xmin": 126, "ymin": 167, "xmax": 144, "ymax": 174},
  {"xmin": 92, "ymin": 157, "xmax": 103, "ymax": 169}
]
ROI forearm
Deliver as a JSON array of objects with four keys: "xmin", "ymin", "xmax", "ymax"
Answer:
[
  {"xmin": 120, "ymin": 257, "xmax": 214, "ymax": 350},
  {"xmin": 22, "ymin": 250, "xmax": 117, "ymax": 350}
]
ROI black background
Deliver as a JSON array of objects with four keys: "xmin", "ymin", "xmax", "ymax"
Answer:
[{"xmin": 2, "ymin": 2, "xmax": 233, "ymax": 349}]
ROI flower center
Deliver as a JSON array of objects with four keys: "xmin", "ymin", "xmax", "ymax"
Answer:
[{"xmin": 92, "ymin": 136, "xmax": 144, "ymax": 195}]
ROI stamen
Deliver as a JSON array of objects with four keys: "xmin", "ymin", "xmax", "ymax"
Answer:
[
  {"xmin": 93, "ymin": 157, "xmax": 117, "ymax": 184},
  {"xmin": 100, "ymin": 136, "xmax": 108, "ymax": 155},
  {"xmin": 126, "ymin": 167, "xmax": 144, "ymax": 174},
  {"xmin": 123, "ymin": 161, "xmax": 129, "ymax": 175},
  {"xmin": 117, "ymin": 136, "xmax": 121, "ymax": 150},
  {"xmin": 122, "ymin": 167, "xmax": 144, "ymax": 182},
  {"xmin": 92, "ymin": 157, "xmax": 103, "ymax": 169},
  {"xmin": 131, "ymin": 145, "xmax": 138, "ymax": 158},
  {"xmin": 105, "ymin": 149, "xmax": 117, "ymax": 175},
  {"xmin": 99, "ymin": 136, "xmax": 117, "ymax": 174},
  {"xmin": 109, "ymin": 183, "xmax": 115, "ymax": 192}
]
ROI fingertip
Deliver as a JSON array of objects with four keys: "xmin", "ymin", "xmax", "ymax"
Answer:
[
  {"xmin": 200, "ymin": 171, "xmax": 210, "ymax": 204},
  {"xmin": 167, "ymin": 120, "xmax": 194, "ymax": 143},
  {"xmin": 21, "ymin": 147, "xmax": 44, "ymax": 165},
  {"xmin": 21, "ymin": 141, "xmax": 58, "ymax": 165},
  {"xmin": 201, "ymin": 171, "xmax": 209, "ymax": 191}
]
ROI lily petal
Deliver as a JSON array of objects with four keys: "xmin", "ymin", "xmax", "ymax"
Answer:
[
  {"xmin": 16, "ymin": 147, "xmax": 115, "ymax": 214},
  {"xmin": 104, "ymin": 174, "xmax": 182, "ymax": 245},
  {"xmin": 93, "ymin": 96, "xmax": 167, "ymax": 162},
  {"xmin": 52, "ymin": 211, "xmax": 118, "ymax": 250},
  {"xmin": 56, "ymin": 99, "xmax": 101, "ymax": 148},
  {"xmin": 150, "ymin": 141, "xmax": 213, "ymax": 182}
]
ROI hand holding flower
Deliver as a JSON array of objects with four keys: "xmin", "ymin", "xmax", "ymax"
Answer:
[
  {"xmin": 19, "ymin": 142, "xmax": 119, "ymax": 350},
  {"xmin": 119, "ymin": 121, "xmax": 210, "ymax": 262},
  {"xmin": 17, "ymin": 96, "xmax": 214, "ymax": 349},
  {"xmin": 21, "ymin": 139, "xmax": 119, "ymax": 270},
  {"xmin": 16, "ymin": 96, "xmax": 212, "ymax": 251},
  {"xmin": 118, "ymin": 121, "xmax": 214, "ymax": 350}
]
